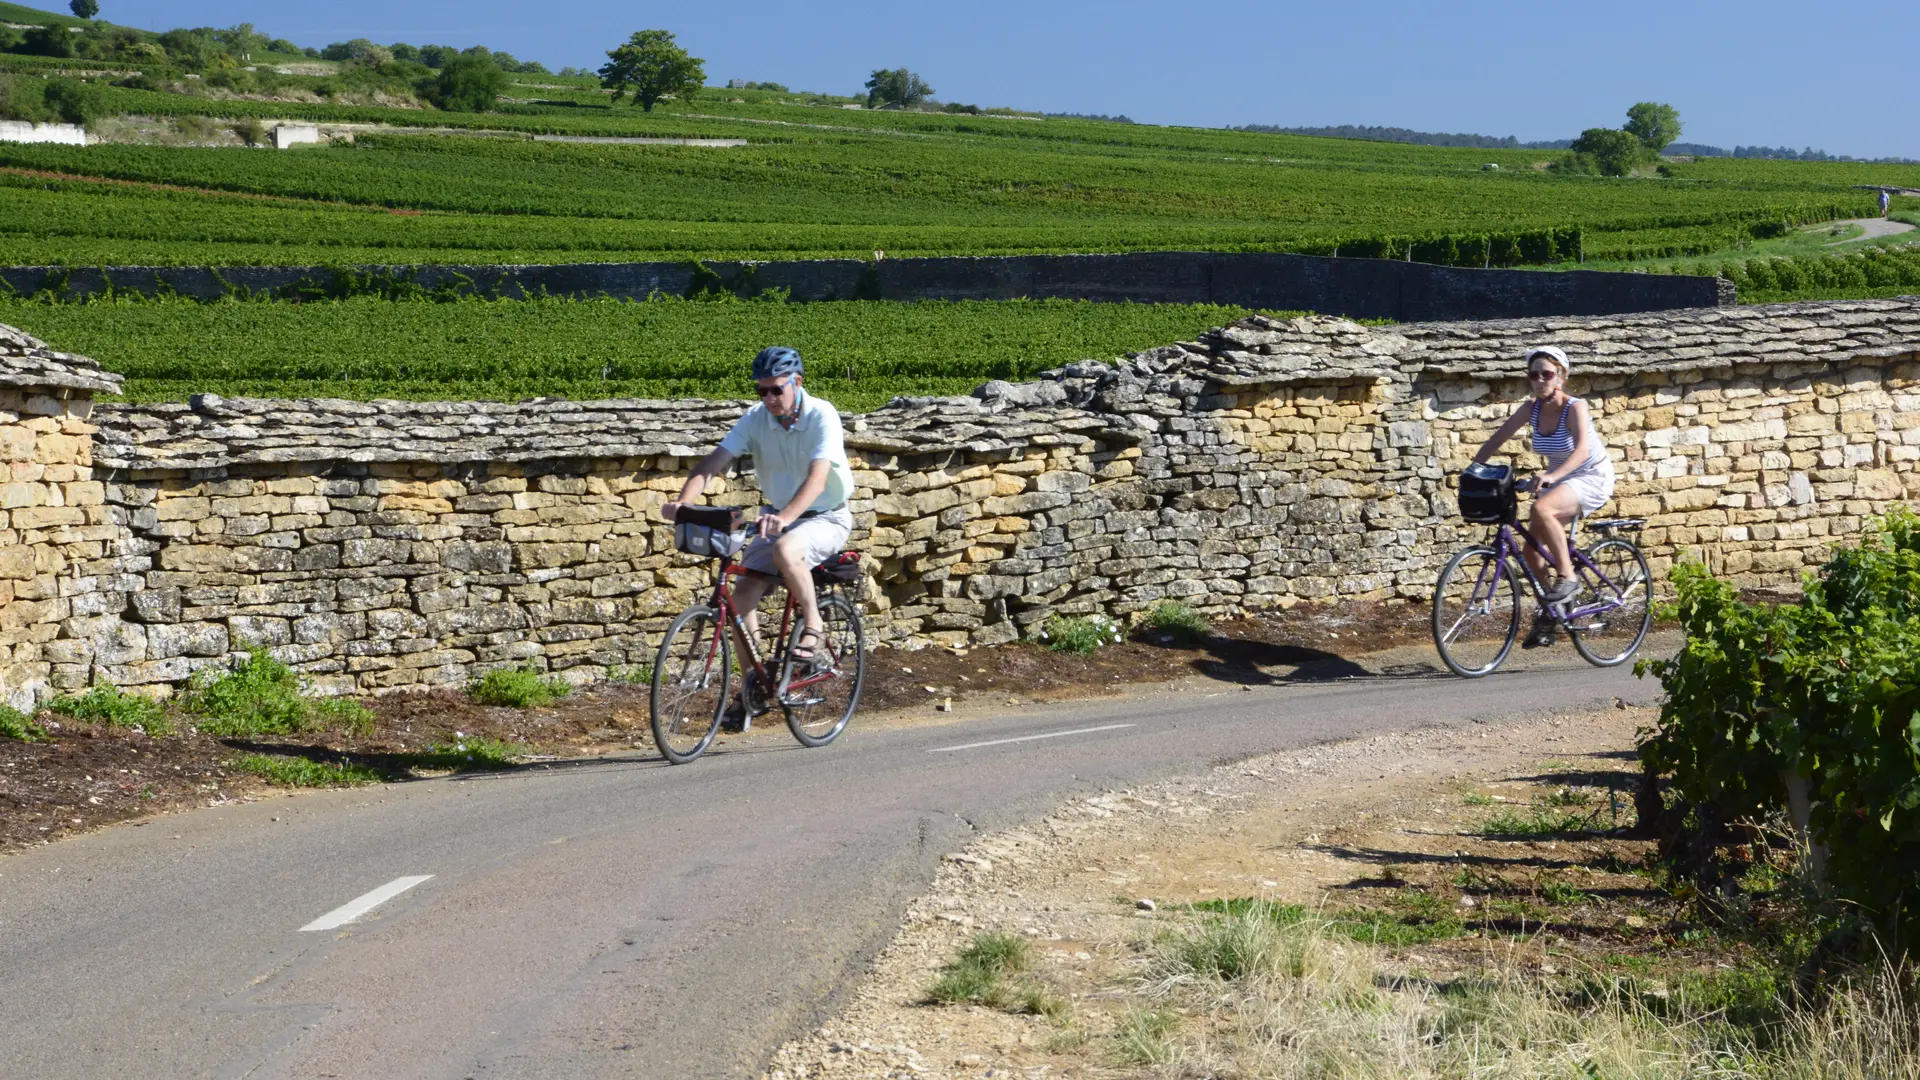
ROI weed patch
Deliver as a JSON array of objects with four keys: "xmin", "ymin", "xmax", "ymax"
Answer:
[
  {"xmin": 467, "ymin": 665, "xmax": 571, "ymax": 708},
  {"xmin": 46, "ymin": 685, "xmax": 173, "ymax": 736},
  {"xmin": 1190, "ymin": 896, "xmax": 1468, "ymax": 949},
  {"xmin": 607, "ymin": 663, "xmax": 653, "ymax": 685},
  {"xmin": 926, "ymin": 932, "xmax": 1063, "ymax": 1017},
  {"xmin": 1140, "ymin": 601, "xmax": 1210, "ymax": 644},
  {"xmin": 405, "ymin": 735, "xmax": 524, "ymax": 772},
  {"xmin": 1482, "ymin": 805, "xmax": 1601, "ymax": 837},
  {"xmin": 0, "ymin": 704, "xmax": 46, "ymax": 742},
  {"xmin": 228, "ymin": 752, "xmax": 384, "ymax": 788},
  {"xmin": 1109, "ymin": 1008, "xmax": 1181, "ymax": 1067},
  {"xmin": 184, "ymin": 651, "xmax": 371, "ymax": 737},
  {"xmin": 1036, "ymin": 614, "xmax": 1124, "ymax": 655}
]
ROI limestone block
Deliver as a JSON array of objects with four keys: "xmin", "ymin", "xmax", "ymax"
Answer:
[
  {"xmin": 444, "ymin": 540, "xmax": 513, "ymax": 573},
  {"xmin": 0, "ymin": 545, "xmax": 34, "ymax": 581},
  {"xmin": 0, "ymin": 426, "xmax": 33, "ymax": 462},
  {"xmin": 0, "ymin": 482, "xmax": 41, "ymax": 509},
  {"xmin": 342, "ymin": 537, "xmax": 412, "ymax": 566},
  {"xmin": 230, "ymin": 616, "xmax": 292, "ymax": 648},
  {"xmin": 1856, "ymin": 469, "xmax": 1903, "ymax": 501},
  {"xmin": 425, "ymin": 604, "xmax": 527, "ymax": 638},
  {"xmin": 148, "ymin": 622, "xmax": 229, "ymax": 659}
]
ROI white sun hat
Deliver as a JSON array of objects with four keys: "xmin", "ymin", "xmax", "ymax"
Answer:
[{"xmin": 1525, "ymin": 344, "xmax": 1570, "ymax": 375}]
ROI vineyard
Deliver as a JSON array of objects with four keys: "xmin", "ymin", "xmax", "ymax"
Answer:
[
  {"xmin": 0, "ymin": 295, "xmax": 1267, "ymax": 408},
  {"xmin": 0, "ymin": 75, "xmax": 1908, "ymax": 268}
]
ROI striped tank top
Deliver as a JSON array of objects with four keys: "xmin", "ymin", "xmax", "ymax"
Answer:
[{"xmin": 1529, "ymin": 396, "xmax": 1608, "ymax": 476}]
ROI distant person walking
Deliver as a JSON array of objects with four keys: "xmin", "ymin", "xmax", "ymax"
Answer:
[{"xmin": 1882, "ymin": 189, "xmax": 1893, "ymax": 217}]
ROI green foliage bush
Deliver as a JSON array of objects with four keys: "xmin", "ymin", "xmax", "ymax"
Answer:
[
  {"xmin": 0, "ymin": 703, "xmax": 46, "ymax": 742},
  {"xmin": 40, "ymin": 77, "xmax": 102, "ymax": 125},
  {"xmin": 1712, "ymin": 245, "xmax": 1920, "ymax": 302},
  {"xmin": 421, "ymin": 54, "xmax": 506, "ymax": 112},
  {"xmin": 1560, "ymin": 127, "xmax": 1655, "ymax": 177},
  {"xmin": 184, "ymin": 651, "xmax": 375, "ymax": 737},
  {"xmin": 1639, "ymin": 509, "xmax": 1920, "ymax": 946},
  {"xmin": 466, "ymin": 665, "xmax": 571, "ymax": 708},
  {"xmin": 1142, "ymin": 600, "xmax": 1210, "ymax": 644},
  {"xmin": 1036, "ymin": 614, "xmax": 1124, "ymax": 654},
  {"xmin": 46, "ymin": 684, "xmax": 173, "ymax": 735}
]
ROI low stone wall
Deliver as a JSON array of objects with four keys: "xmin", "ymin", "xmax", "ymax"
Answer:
[
  {"xmin": 0, "ymin": 251, "xmax": 1729, "ymax": 323},
  {"xmin": 3, "ymin": 298, "xmax": 1919, "ymax": 704},
  {"xmin": 0, "ymin": 121, "xmax": 86, "ymax": 147}
]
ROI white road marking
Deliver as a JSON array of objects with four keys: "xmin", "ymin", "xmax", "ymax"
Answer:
[
  {"xmin": 927, "ymin": 724, "xmax": 1135, "ymax": 754},
  {"xmin": 299, "ymin": 875, "xmax": 434, "ymax": 932}
]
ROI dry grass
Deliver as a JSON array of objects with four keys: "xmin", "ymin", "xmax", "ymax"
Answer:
[{"xmin": 1130, "ymin": 904, "xmax": 1920, "ymax": 1079}]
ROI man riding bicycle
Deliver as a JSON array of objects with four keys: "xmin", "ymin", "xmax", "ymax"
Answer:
[{"xmin": 662, "ymin": 346, "xmax": 855, "ymax": 722}]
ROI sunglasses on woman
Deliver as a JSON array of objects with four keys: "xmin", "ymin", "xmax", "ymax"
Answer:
[{"xmin": 1528, "ymin": 368, "xmax": 1558, "ymax": 380}]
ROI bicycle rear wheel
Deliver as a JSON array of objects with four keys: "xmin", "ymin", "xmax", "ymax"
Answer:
[
  {"xmin": 782, "ymin": 594, "xmax": 865, "ymax": 748},
  {"xmin": 650, "ymin": 605, "xmax": 731, "ymax": 764},
  {"xmin": 1568, "ymin": 538, "xmax": 1652, "ymax": 667},
  {"xmin": 1432, "ymin": 545, "xmax": 1522, "ymax": 678}
]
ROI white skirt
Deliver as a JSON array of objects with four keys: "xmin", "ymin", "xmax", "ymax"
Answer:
[{"xmin": 1559, "ymin": 467, "xmax": 1615, "ymax": 516}]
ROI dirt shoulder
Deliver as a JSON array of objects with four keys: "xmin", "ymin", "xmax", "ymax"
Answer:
[
  {"xmin": 2, "ymin": 599, "xmax": 1438, "ymax": 856},
  {"xmin": 765, "ymin": 705, "xmax": 1681, "ymax": 1080}
]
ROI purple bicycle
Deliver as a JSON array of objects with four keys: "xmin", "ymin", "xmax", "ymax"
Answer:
[{"xmin": 1432, "ymin": 461, "xmax": 1653, "ymax": 677}]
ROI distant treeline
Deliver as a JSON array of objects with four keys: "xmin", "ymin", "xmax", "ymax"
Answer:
[
  {"xmin": 1227, "ymin": 124, "xmax": 1569, "ymax": 150},
  {"xmin": 1722, "ymin": 145, "xmax": 1918, "ymax": 165},
  {"xmin": 1227, "ymin": 125, "xmax": 1917, "ymax": 165},
  {"xmin": 1046, "ymin": 112, "xmax": 1135, "ymax": 124}
]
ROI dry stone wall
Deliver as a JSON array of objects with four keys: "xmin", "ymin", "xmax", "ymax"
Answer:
[{"xmin": 1, "ymin": 297, "xmax": 1918, "ymax": 704}]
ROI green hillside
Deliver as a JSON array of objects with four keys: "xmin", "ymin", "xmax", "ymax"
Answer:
[
  {"xmin": 0, "ymin": 2, "xmax": 1914, "ymax": 405},
  {"xmin": 0, "ymin": 1, "xmax": 90, "ymax": 28}
]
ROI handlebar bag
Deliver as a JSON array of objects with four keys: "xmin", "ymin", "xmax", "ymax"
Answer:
[
  {"xmin": 673, "ymin": 505, "xmax": 746, "ymax": 558},
  {"xmin": 1457, "ymin": 462, "xmax": 1516, "ymax": 523}
]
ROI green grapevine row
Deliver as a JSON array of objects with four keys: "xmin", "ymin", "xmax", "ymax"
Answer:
[{"xmin": 0, "ymin": 294, "xmax": 1275, "ymax": 410}]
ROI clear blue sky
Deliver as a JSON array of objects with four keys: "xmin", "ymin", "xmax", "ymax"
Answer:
[{"xmin": 116, "ymin": 0, "xmax": 1918, "ymax": 158}]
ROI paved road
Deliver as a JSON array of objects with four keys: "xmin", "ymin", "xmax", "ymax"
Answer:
[
  {"xmin": 0, "ymin": 654, "xmax": 1663, "ymax": 1080},
  {"xmin": 1825, "ymin": 216, "xmax": 1917, "ymax": 244}
]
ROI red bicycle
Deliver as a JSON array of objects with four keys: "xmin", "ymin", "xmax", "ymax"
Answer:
[{"xmin": 649, "ymin": 505, "xmax": 867, "ymax": 764}]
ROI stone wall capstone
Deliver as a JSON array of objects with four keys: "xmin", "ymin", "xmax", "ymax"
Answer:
[{"xmin": 4, "ymin": 296, "xmax": 1920, "ymax": 702}]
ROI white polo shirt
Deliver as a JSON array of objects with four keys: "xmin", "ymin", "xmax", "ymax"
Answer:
[{"xmin": 718, "ymin": 388, "xmax": 853, "ymax": 514}]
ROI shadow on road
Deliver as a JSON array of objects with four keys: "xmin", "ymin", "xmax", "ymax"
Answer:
[{"xmin": 1155, "ymin": 633, "xmax": 1447, "ymax": 685}]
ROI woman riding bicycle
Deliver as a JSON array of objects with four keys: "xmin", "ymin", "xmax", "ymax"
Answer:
[{"xmin": 1469, "ymin": 345, "xmax": 1616, "ymax": 647}]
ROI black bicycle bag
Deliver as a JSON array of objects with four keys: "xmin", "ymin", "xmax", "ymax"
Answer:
[
  {"xmin": 1457, "ymin": 462, "xmax": 1516, "ymax": 523},
  {"xmin": 811, "ymin": 551, "xmax": 862, "ymax": 585}
]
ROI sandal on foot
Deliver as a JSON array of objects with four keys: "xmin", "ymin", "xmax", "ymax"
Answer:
[{"xmin": 789, "ymin": 626, "xmax": 827, "ymax": 669}]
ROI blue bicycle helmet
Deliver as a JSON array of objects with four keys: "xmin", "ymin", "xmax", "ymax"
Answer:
[{"xmin": 751, "ymin": 346, "xmax": 804, "ymax": 380}]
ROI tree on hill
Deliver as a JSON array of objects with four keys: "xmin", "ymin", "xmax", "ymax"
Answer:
[
  {"xmin": 1563, "ymin": 127, "xmax": 1653, "ymax": 176},
  {"xmin": 865, "ymin": 68, "xmax": 931, "ymax": 109},
  {"xmin": 600, "ymin": 30, "xmax": 704, "ymax": 111},
  {"xmin": 69, "ymin": 0, "xmax": 99, "ymax": 20},
  {"xmin": 421, "ymin": 53, "xmax": 507, "ymax": 111},
  {"xmin": 21, "ymin": 25, "xmax": 75, "ymax": 58},
  {"xmin": 1624, "ymin": 102, "xmax": 1682, "ymax": 152}
]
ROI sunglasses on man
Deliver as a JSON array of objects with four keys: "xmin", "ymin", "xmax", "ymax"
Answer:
[{"xmin": 755, "ymin": 378, "xmax": 794, "ymax": 398}]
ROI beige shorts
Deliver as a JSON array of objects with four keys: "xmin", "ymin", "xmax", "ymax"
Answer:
[{"xmin": 739, "ymin": 505, "xmax": 854, "ymax": 577}]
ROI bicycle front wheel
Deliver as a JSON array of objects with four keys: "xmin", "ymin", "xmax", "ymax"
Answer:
[
  {"xmin": 1432, "ymin": 545, "xmax": 1522, "ymax": 677},
  {"xmin": 783, "ymin": 594, "xmax": 866, "ymax": 748},
  {"xmin": 1569, "ymin": 538, "xmax": 1653, "ymax": 667},
  {"xmin": 650, "ymin": 605, "xmax": 732, "ymax": 764}
]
